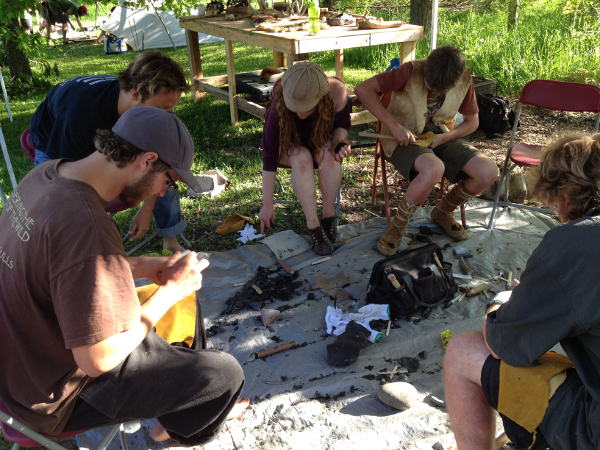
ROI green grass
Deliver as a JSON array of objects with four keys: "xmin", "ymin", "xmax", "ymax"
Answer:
[{"xmin": 1, "ymin": 0, "xmax": 599, "ymax": 255}]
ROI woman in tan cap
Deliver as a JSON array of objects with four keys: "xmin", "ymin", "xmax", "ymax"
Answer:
[{"xmin": 259, "ymin": 61, "xmax": 352, "ymax": 255}]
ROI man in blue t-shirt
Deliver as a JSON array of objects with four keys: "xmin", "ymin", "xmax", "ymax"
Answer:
[{"xmin": 30, "ymin": 51, "xmax": 192, "ymax": 252}]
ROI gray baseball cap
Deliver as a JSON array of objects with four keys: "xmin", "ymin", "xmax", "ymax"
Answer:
[{"xmin": 112, "ymin": 107, "xmax": 202, "ymax": 193}]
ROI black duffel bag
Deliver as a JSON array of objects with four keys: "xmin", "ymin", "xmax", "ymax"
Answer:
[{"xmin": 365, "ymin": 243, "xmax": 458, "ymax": 320}]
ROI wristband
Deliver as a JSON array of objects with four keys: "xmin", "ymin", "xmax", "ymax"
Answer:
[{"xmin": 334, "ymin": 142, "xmax": 346, "ymax": 154}]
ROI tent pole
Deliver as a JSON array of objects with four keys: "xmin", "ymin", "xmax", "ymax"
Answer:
[
  {"xmin": 430, "ymin": 0, "xmax": 438, "ymax": 51},
  {"xmin": 149, "ymin": 0, "xmax": 176, "ymax": 48}
]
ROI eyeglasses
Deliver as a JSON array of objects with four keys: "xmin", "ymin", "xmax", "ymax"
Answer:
[{"xmin": 166, "ymin": 171, "xmax": 178, "ymax": 191}]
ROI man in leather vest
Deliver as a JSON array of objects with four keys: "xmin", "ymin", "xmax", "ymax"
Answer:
[{"xmin": 355, "ymin": 46, "xmax": 498, "ymax": 255}]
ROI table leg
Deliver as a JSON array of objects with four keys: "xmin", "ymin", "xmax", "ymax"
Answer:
[
  {"xmin": 225, "ymin": 39, "xmax": 239, "ymax": 126},
  {"xmin": 287, "ymin": 53, "xmax": 310, "ymax": 65},
  {"xmin": 400, "ymin": 41, "xmax": 416, "ymax": 64},
  {"xmin": 273, "ymin": 51, "xmax": 287, "ymax": 68},
  {"xmin": 185, "ymin": 29, "xmax": 204, "ymax": 102},
  {"xmin": 334, "ymin": 49, "xmax": 344, "ymax": 81}
]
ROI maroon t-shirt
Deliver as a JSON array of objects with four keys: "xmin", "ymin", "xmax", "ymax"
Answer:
[
  {"xmin": 0, "ymin": 160, "xmax": 140, "ymax": 434},
  {"xmin": 262, "ymin": 78, "xmax": 352, "ymax": 172},
  {"xmin": 374, "ymin": 61, "xmax": 478, "ymax": 123}
]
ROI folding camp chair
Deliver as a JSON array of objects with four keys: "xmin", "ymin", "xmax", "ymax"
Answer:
[
  {"xmin": 487, "ymin": 80, "xmax": 600, "ymax": 229},
  {"xmin": 371, "ymin": 92, "xmax": 466, "ymax": 227},
  {"xmin": 0, "ymin": 398, "xmax": 128, "ymax": 450}
]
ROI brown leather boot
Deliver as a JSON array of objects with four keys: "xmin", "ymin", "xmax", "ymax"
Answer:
[
  {"xmin": 377, "ymin": 198, "xmax": 420, "ymax": 256},
  {"xmin": 321, "ymin": 215, "xmax": 338, "ymax": 243},
  {"xmin": 307, "ymin": 225, "xmax": 334, "ymax": 256},
  {"xmin": 430, "ymin": 180, "xmax": 474, "ymax": 241}
]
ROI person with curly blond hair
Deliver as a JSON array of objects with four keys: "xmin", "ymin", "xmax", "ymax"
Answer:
[
  {"xmin": 444, "ymin": 133, "xmax": 600, "ymax": 450},
  {"xmin": 260, "ymin": 62, "xmax": 352, "ymax": 255}
]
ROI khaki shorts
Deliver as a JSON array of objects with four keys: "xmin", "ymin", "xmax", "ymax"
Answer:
[{"xmin": 387, "ymin": 125, "xmax": 481, "ymax": 184}]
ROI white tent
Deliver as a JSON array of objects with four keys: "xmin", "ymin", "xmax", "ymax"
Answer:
[{"xmin": 102, "ymin": 1, "xmax": 222, "ymax": 51}]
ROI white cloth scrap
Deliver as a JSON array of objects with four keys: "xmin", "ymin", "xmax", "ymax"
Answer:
[
  {"xmin": 236, "ymin": 223, "xmax": 264, "ymax": 244},
  {"xmin": 325, "ymin": 304, "xmax": 390, "ymax": 343}
]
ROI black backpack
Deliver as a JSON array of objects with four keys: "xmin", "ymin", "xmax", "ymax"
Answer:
[{"xmin": 476, "ymin": 93, "xmax": 517, "ymax": 138}]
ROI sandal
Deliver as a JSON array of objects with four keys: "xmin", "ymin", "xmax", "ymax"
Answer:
[{"xmin": 307, "ymin": 225, "xmax": 333, "ymax": 256}]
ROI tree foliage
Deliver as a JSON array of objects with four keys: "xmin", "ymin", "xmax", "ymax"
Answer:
[{"xmin": 122, "ymin": 0, "xmax": 199, "ymax": 18}]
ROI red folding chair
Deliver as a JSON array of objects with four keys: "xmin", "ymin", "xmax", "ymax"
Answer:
[
  {"xmin": 0, "ymin": 398, "xmax": 128, "ymax": 450},
  {"xmin": 371, "ymin": 92, "xmax": 466, "ymax": 227},
  {"xmin": 487, "ymin": 80, "xmax": 600, "ymax": 229}
]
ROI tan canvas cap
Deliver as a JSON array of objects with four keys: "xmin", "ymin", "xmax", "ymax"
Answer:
[{"xmin": 281, "ymin": 62, "xmax": 329, "ymax": 113}]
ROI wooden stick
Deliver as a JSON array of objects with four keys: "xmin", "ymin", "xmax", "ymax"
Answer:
[
  {"xmin": 386, "ymin": 320, "xmax": 391, "ymax": 336},
  {"xmin": 256, "ymin": 341, "xmax": 298, "ymax": 358},
  {"xmin": 311, "ymin": 256, "xmax": 331, "ymax": 265},
  {"xmin": 278, "ymin": 258, "xmax": 294, "ymax": 275},
  {"xmin": 358, "ymin": 131, "xmax": 394, "ymax": 139},
  {"xmin": 377, "ymin": 368, "xmax": 408, "ymax": 375},
  {"xmin": 433, "ymin": 254, "xmax": 443, "ymax": 268},
  {"xmin": 251, "ymin": 284, "xmax": 263, "ymax": 295},
  {"xmin": 389, "ymin": 365, "xmax": 398, "ymax": 382}
]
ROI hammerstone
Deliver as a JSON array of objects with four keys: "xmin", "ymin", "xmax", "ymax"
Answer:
[{"xmin": 377, "ymin": 382, "xmax": 418, "ymax": 411}]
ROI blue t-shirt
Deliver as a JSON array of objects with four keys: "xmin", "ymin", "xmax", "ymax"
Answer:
[{"xmin": 30, "ymin": 76, "xmax": 121, "ymax": 161}]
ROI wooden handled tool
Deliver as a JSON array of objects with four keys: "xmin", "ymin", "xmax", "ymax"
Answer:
[
  {"xmin": 387, "ymin": 273, "xmax": 401, "ymax": 289},
  {"xmin": 466, "ymin": 284, "xmax": 488, "ymax": 297},
  {"xmin": 256, "ymin": 341, "xmax": 298, "ymax": 358},
  {"xmin": 433, "ymin": 253, "xmax": 443, "ymax": 268},
  {"xmin": 278, "ymin": 259, "xmax": 294, "ymax": 275},
  {"xmin": 358, "ymin": 131, "xmax": 394, "ymax": 140}
]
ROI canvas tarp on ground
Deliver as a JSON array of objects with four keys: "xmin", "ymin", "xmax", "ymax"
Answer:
[
  {"xmin": 102, "ymin": 1, "xmax": 222, "ymax": 51},
  {"xmin": 77, "ymin": 199, "xmax": 559, "ymax": 450}
]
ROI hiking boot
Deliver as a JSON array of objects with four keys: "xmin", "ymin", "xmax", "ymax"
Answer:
[
  {"xmin": 307, "ymin": 225, "xmax": 334, "ymax": 256},
  {"xmin": 321, "ymin": 215, "xmax": 338, "ymax": 243},
  {"xmin": 377, "ymin": 197, "xmax": 420, "ymax": 256},
  {"xmin": 430, "ymin": 180, "xmax": 473, "ymax": 241}
]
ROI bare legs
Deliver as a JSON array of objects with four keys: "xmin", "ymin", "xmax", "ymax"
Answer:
[
  {"xmin": 287, "ymin": 146, "xmax": 342, "ymax": 228},
  {"xmin": 444, "ymin": 331, "xmax": 497, "ymax": 450}
]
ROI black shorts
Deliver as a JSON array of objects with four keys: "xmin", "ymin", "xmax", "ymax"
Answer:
[{"xmin": 481, "ymin": 355, "xmax": 597, "ymax": 450}]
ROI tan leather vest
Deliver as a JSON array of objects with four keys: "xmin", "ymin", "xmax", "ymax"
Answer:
[{"xmin": 381, "ymin": 59, "xmax": 472, "ymax": 157}]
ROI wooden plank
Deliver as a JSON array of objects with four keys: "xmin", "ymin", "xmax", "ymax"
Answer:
[
  {"xmin": 369, "ymin": 27, "xmax": 423, "ymax": 46},
  {"xmin": 197, "ymin": 74, "xmax": 230, "ymax": 86},
  {"xmin": 185, "ymin": 29, "xmax": 204, "ymax": 102},
  {"xmin": 197, "ymin": 83, "xmax": 267, "ymax": 119},
  {"xmin": 225, "ymin": 39, "xmax": 239, "ymax": 126},
  {"xmin": 297, "ymin": 34, "xmax": 369, "ymax": 53},
  {"xmin": 350, "ymin": 110, "xmax": 377, "ymax": 125},
  {"xmin": 335, "ymin": 49, "xmax": 343, "ymax": 81}
]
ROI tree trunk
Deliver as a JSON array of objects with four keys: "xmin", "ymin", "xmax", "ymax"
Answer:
[
  {"xmin": 507, "ymin": 0, "xmax": 519, "ymax": 30},
  {"xmin": 2, "ymin": 18, "xmax": 33, "ymax": 81},
  {"xmin": 410, "ymin": 0, "xmax": 432, "ymax": 37},
  {"xmin": 320, "ymin": 0, "xmax": 334, "ymax": 10}
]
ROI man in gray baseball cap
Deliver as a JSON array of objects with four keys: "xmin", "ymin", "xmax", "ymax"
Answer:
[{"xmin": 0, "ymin": 106, "xmax": 248, "ymax": 446}]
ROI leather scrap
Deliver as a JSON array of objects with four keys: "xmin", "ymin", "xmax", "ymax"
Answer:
[
  {"xmin": 216, "ymin": 214, "xmax": 255, "ymax": 235},
  {"xmin": 312, "ymin": 271, "xmax": 350, "ymax": 290},
  {"xmin": 413, "ymin": 131, "xmax": 435, "ymax": 148}
]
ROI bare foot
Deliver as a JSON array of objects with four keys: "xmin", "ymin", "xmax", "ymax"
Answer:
[
  {"xmin": 151, "ymin": 422, "xmax": 171, "ymax": 442},
  {"xmin": 227, "ymin": 396, "xmax": 250, "ymax": 421},
  {"xmin": 163, "ymin": 236, "xmax": 185, "ymax": 253}
]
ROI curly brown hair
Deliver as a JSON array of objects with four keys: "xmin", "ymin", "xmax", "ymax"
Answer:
[
  {"xmin": 118, "ymin": 51, "xmax": 190, "ymax": 102},
  {"xmin": 94, "ymin": 129, "xmax": 171, "ymax": 172},
  {"xmin": 266, "ymin": 83, "xmax": 335, "ymax": 163},
  {"xmin": 530, "ymin": 133, "xmax": 600, "ymax": 221}
]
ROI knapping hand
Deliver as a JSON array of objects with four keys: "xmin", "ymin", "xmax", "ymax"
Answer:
[
  {"xmin": 259, "ymin": 204, "xmax": 276, "ymax": 235},
  {"xmin": 391, "ymin": 123, "xmax": 416, "ymax": 146},
  {"xmin": 333, "ymin": 139, "xmax": 354, "ymax": 162},
  {"xmin": 428, "ymin": 133, "xmax": 447, "ymax": 150},
  {"xmin": 162, "ymin": 252, "xmax": 210, "ymax": 299}
]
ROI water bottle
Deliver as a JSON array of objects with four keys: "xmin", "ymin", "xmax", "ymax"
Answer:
[{"xmin": 308, "ymin": 0, "xmax": 320, "ymax": 36}]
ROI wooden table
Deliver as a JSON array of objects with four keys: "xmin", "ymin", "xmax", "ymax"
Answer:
[{"xmin": 179, "ymin": 15, "xmax": 423, "ymax": 126}]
